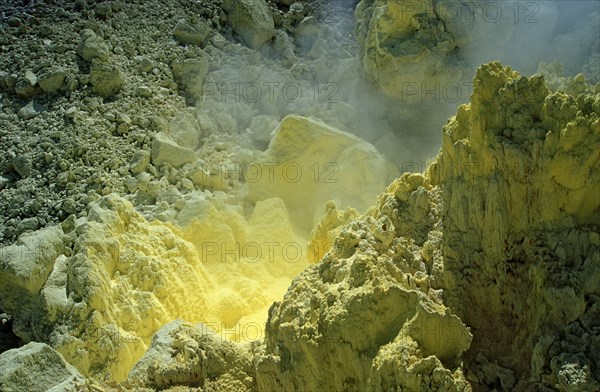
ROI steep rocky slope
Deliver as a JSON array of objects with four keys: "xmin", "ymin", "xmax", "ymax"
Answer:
[
  {"xmin": 250, "ymin": 63, "xmax": 599, "ymax": 391},
  {"xmin": 2, "ymin": 61, "xmax": 598, "ymax": 391},
  {"xmin": 355, "ymin": 0, "xmax": 599, "ymax": 100},
  {"xmin": 0, "ymin": 0, "xmax": 599, "ymax": 391},
  {"xmin": 430, "ymin": 62, "xmax": 600, "ymax": 390}
]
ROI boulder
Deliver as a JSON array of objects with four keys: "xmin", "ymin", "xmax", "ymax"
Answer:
[
  {"xmin": 245, "ymin": 115, "xmax": 397, "ymax": 233},
  {"xmin": 355, "ymin": 0, "xmax": 462, "ymax": 101},
  {"xmin": 0, "ymin": 342, "xmax": 83, "ymax": 392},
  {"xmin": 172, "ymin": 57, "xmax": 209, "ymax": 101},
  {"xmin": 223, "ymin": 0, "xmax": 275, "ymax": 49},
  {"xmin": 89, "ymin": 60, "xmax": 125, "ymax": 98},
  {"xmin": 77, "ymin": 29, "xmax": 110, "ymax": 62},
  {"xmin": 38, "ymin": 69, "xmax": 66, "ymax": 93},
  {"xmin": 128, "ymin": 320, "xmax": 255, "ymax": 390},
  {"xmin": 151, "ymin": 133, "xmax": 196, "ymax": 168},
  {"xmin": 0, "ymin": 226, "xmax": 65, "ymax": 339},
  {"xmin": 14, "ymin": 73, "xmax": 38, "ymax": 97},
  {"xmin": 129, "ymin": 150, "xmax": 151, "ymax": 175},
  {"xmin": 173, "ymin": 18, "xmax": 211, "ymax": 46},
  {"xmin": 18, "ymin": 101, "xmax": 45, "ymax": 120}
]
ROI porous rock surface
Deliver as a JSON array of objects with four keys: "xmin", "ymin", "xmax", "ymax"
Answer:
[
  {"xmin": 0, "ymin": 342, "xmax": 84, "ymax": 392},
  {"xmin": 355, "ymin": 0, "xmax": 600, "ymax": 101},
  {"xmin": 72, "ymin": 64, "xmax": 600, "ymax": 391},
  {"xmin": 355, "ymin": 0, "xmax": 463, "ymax": 101},
  {"xmin": 428, "ymin": 62, "xmax": 600, "ymax": 390},
  {"xmin": 246, "ymin": 114, "xmax": 398, "ymax": 232},
  {"xmin": 129, "ymin": 320, "xmax": 257, "ymax": 391},
  {"xmin": 0, "ymin": 0, "xmax": 598, "ymax": 391}
]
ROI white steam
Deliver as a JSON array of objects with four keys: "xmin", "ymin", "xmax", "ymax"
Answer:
[{"xmin": 198, "ymin": 0, "xmax": 599, "ymax": 179}]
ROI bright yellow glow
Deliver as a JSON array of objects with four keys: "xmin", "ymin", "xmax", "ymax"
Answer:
[
  {"xmin": 45, "ymin": 194, "xmax": 308, "ymax": 382},
  {"xmin": 33, "ymin": 115, "xmax": 395, "ymax": 382},
  {"xmin": 180, "ymin": 197, "xmax": 309, "ymax": 336}
]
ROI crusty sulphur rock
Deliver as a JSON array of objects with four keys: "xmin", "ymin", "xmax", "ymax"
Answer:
[
  {"xmin": 128, "ymin": 320, "xmax": 255, "ymax": 391},
  {"xmin": 89, "ymin": 60, "xmax": 125, "ymax": 98},
  {"xmin": 245, "ymin": 115, "xmax": 397, "ymax": 234},
  {"xmin": 151, "ymin": 132, "xmax": 196, "ymax": 168},
  {"xmin": 1, "ymin": 195, "xmax": 216, "ymax": 381},
  {"xmin": 173, "ymin": 18, "xmax": 211, "ymax": 46},
  {"xmin": 370, "ymin": 336, "xmax": 472, "ymax": 391},
  {"xmin": 307, "ymin": 200, "xmax": 359, "ymax": 263},
  {"xmin": 355, "ymin": 0, "xmax": 463, "ymax": 100},
  {"xmin": 0, "ymin": 192, "xmax": 310, "ymax": 383},
  {"xmin": 256, "ymin": 183, "xmax": 472, "ymax": 390},
  {"xmin": 256, "ymin": 62, "xmax": 599, "ymax": 391},
  {"xmin": 426, "ymin": 62, "xmax": 600, "ymax": 390},
  {"xmin": 0, "ymin": 342, "xmax": 83, "ymax": 392},
  {"xmin": 0, "ymin": 225, "xmax": 65, "ymax": 341},
  {"xmin": 354, "ymin": 0, "xmax": 543, "ymax": 101},
  {"xmin": 43, "ymin": 195, "xmax": 216, "ymax": 381},
  {"xmin": 172, "ymin": 57, "xmax": 209, "ymax": 101},
  {"xmin": 223, "ymin": 0, "xmax": 275, "ymax": 49},
  {"xmin": 77, "ymin": 29, "xmax": 110, "ymax": 62},
  {"xmin": 253, "ymin": 168, "xmax": 471, "ymax": 391}
]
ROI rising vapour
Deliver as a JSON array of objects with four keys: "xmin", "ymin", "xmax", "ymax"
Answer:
[{"xmin": 343, "ymin": 0, "xmax": 598, "ymax": 169}]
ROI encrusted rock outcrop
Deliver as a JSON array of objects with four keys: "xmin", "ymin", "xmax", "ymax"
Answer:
[{"xmin": 428, "ymin": 62, "xmax": 600, "ymax": 390}]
